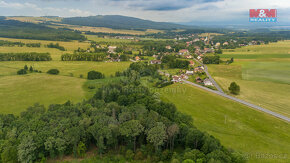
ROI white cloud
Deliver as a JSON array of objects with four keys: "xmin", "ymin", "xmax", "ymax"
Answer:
[{"xmin": 68, "ymin": 9, "xmax": 92, "ymax": 17}]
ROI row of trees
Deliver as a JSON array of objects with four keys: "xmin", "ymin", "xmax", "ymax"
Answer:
[
  {"xmin": 0, "ymin": 40, "xmax": 41, "ymax": 48},
  {"xmin": 46, "ymin": 43, "xmax": 65, "ymax": 51},
  {"xmin": 61, "ymin": 53, "xmax": 106, "ymax": 61},
  {"xmin": 0, "ymin": 52, "xmax": 52, "ymax": 61},
  {"xmin": 203, "ymin": 55, "xmax": 220, "ymax": 64}
]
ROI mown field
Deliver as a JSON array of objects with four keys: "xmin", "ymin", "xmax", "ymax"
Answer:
[
  {"xmin": 0, "ymin": 61, "xmax": 130, "ymax": 115},
  {"xmin": 157, "ymin": 83, "xmax": 290, "ymax": 163},
  {"xmin": 0, "ymin": 36, "xmax": 131, "ymax": 115},
  {"xmin": 0, "ymin": 37, "xmax": 91, "ymax": 60},
  {"xmin": 208, "ymin": 41, "xmax": 290, "ymax": 117}
]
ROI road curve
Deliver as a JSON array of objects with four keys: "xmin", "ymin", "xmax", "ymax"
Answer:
[{"xmin": 182, "ymin": 80, "xmax": 290, "ymax": 123}]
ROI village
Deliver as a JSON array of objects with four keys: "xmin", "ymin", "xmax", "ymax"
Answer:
[{"xmin": 87, "ymin": 32, "xmax": 268, "ymax": 90}]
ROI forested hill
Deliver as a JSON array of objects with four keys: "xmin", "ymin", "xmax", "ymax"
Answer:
[
  {"xmin": 0, "ymin": 18, "xmax": 85, "ymax": 41},
  {"xmin": 61, "ymin": 15, "xmax": 192, "ymax": 30}
]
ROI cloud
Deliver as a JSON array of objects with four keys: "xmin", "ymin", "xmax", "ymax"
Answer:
[
  {"xmin": 0, "ymin": 1, "xmax": 41, "ymax": 10},
  {"xmin": 105, "ymin": 0, "xmax": 222, "ymax": 11},
  {"xmin": 68, "ymin": 9, "xmax": 92, "ymax": 16},
  {"xmin": 0, "ymin": 0, "xmax": 93, "ymax": 17}
]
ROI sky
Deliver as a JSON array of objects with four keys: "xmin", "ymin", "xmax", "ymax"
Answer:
[{"xmin": 0, "ymin": 0, "xmax": 290, "ymax": 24}]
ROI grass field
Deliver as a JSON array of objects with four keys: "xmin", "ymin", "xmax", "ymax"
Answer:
[
  {"xmin": 207, "ymin": 41, "xmax": 290, "ymax": 117},
  {"xmin": 0, "ymin": 37, "xmax": 91, "ymax": 60},
  {"xmin": 0, "ymin": 61, "xmax": 131, "ymax": 78},
  {"xmin": 0, "ymin": 73, "xmax": 85, "ymax": 115},
  {"xmin": 157, "ymin": 83, "xmax": 290, "ymax": 163},
  {"xmin": 0, "ymin": 61, "xmax": 131, "ymax": 114}
]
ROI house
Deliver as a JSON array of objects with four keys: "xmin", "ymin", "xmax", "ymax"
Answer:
[
  {"xmin": 165, "ymin": 45, "xmax": 172, "ymax": 49},
  {"xmin": 194, "ymin": 46, "xmax": 200, "ymax": 51},
  {"xmin": 180, "ymin": 74, "xmax": 189, "ymax": 80},
  {"xmin": 186, "ymin": 70, "xmax": 194, "ymax": 75},
  {"xmin": 172, "ymin": 75, "xmax": 181, "ymax": 82},
  {"xmin": 108, "ymin": 46, "xmax": 117, "ymax": 53},
  {"xmin": 194, "ymin": 66, "xmax": 204, "ymax": 73},
  {"xmin": 197, "ymin": 56, "xmax": 202, "ymax": 60},
  {"xmin": 223, "ymin": 42, "xmax": 229, "ymax": 46},
  {"xmin": 179, "ymin": 49, "xmax": 189, "ymax": 55},
  {"xmin": 186, "ymin": 41, "xmax": 193, "ymax": 47},
  {"xmin": 135, "ymin": 56, "xmax": 140, "ymax": 61},
  {"xmin": 195, "ymin": 77, "xmax": 203, "ymax": 83},
  {"xmin": 189, "ymin": 60, "xmax": 195, "ymax": 67},
  {"xmin": 203, "ymin": 78, "xmax": 213, "ymax": 86},
  {"xmin": 150, "ymin": 60, "xmax": 162, "ymax": 64},
  {"xmin": 215, "ymin": 42, "xmax": 221, "ymax": 47},
  {"xmin": 185, "ymin": 55, "xmax": 193, "ymax": 59}
]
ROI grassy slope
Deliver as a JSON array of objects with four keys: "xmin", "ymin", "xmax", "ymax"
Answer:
[
  {"xmin": 0, "ymin": 61, "xmax": 131, "ymax": 78},
  {"xmin": 157, "ymin": 83, "xmax": 290, "ymax": 163},
  {"xmin": 0, "ymin": 61, "xmax": 130, "ymax": 114},
  {"xmin": 0, "ymin": 37, "xmax": 91, "ymax": 60},
  {"xmin": 7, "ymin": 16, "xmax": 163, "ymax": 35},
  {"xmin": 0, "ymin": 36, "xmax": 131, "ymax": 114},
  {"xmin": 207, "ymin": 41, "xmax": 290, "ymax": 117},
  {"xmin": 0, "ymin": 73, "xmax": 85, "ymax": 115}
]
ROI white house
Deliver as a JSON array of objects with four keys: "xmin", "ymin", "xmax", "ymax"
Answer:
[
  {"xmin": 186, "ymin": 71, "xmax": 194, "ymax": 75},
  {"xmin": 108, "ymin": 46, "xmax": 117, "ymax": 53},
  {"xmin": 204, "ymin": 78, "xmax": 213, "ymax": 86}
]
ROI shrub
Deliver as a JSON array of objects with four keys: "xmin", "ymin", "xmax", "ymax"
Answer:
[
  {"xmin": 80, "ymin": 74, "xmax": 84, "ymax": 78},
  {"xmin": 87, "ymin": 71, "xmax": 105, "ymax": 80},
  {"xmin": 228, "ymin": 82, "xmax": 240, "ymax": 95},
  {"xmin": 29, "ymin": 66, "xmax": 33, "ymax": 72},
  {"xmin": 17, "ymin": 69, "xmax": 27, "ymax": 75},
  {"xmin": 47, "ymin": 69, "xmax": 59, "ymax": 75},
  {"xmin": 88, "ymin": 85, "xmax": 96, "ymax": 89},
  {"xmin": 24, "ymin": 65, "xmax": 28, "ymax": 70},
  {"xmin": 125, "ymin": 149, "xmax": 134, "ymax": 161}
]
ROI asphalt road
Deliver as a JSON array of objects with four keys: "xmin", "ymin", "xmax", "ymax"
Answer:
[
  {"xmin": 182, "ymin": 80, "xmax": 290, "ymax": 122},
  {"xmin": 194, "ymin": 58, "xmax": 224, "ymax": 93}
]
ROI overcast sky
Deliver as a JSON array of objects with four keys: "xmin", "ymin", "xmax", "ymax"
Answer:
[{"xmin": 0, "ymin": 0, "xmax": 290, "ymax": 23}]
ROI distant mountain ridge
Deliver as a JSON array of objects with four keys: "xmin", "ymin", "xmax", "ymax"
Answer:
[{"xmin": 61, "ymin": 15, "xmax": 193, "ymax": 30}]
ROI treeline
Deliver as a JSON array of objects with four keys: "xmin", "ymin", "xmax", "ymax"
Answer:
[
  {"xmin": 0, "ymin": 18, "xmax": 86, "ymax": 41},
  {"xmin": 61, "ymin": 52, "xmax": 106, "ymax": 61},
  {"xmin": 0, "ymin": 52, "xmax": 52, "ymax": 61},
  {"xmin": 0, "ymin": 62, "xmax": 245, "ymax": 163},
  {"xmin": 161, "ymin": 55, "xmax": 190, "ymax": 69},
  {"xmin": 0, "ymin": 40, "xmax": 41, "ymax": 47},
  {"xmin": 46, "ymin": 43, "xmax": 65, "ymax": 51},
  {"xmin": 0, "ymin": 40, "xmax": 24, "ymax": 47},
  {"xmin": 203, "ymin": 55, "xmax": 220, "ymax": 64}
]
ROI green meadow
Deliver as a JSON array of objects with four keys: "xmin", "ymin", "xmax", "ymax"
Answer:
[
  {"xmin": 0, "ymin": 61, "xmax": 130, "ymax": 115},
  {"xmin": 0, "ymin": 36, "xmax": 131, "ymax": 114},
  {"xmin": 157, "ymin": 83, "xmax": 290, "ymax": 163},
  {"xmin": 208, "ymin": 41, "xmax": 290, "ymax": 117}
]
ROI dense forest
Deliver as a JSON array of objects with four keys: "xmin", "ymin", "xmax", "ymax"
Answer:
[
  {"xmin": 61, "ymin": 15, "xmax": 191, "ymax": 30},
  {"xmin": 0, "ymin": 53, "xmax": 52, "ymax": 61},
  {"xmin": 0, "ymin": 18, "xmax": 86, "ymax": 41},
  {"xmin": 0, "ymin": 62, "xmax": 246, "ymax": 163}
]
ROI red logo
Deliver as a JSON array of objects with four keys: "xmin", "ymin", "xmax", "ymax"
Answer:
[{"xmin": 249, "ymin": 9, "xmax": 277, "ymax": 18}]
